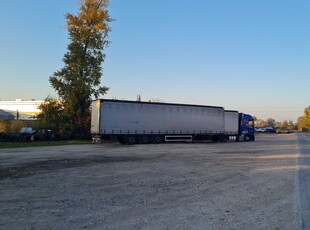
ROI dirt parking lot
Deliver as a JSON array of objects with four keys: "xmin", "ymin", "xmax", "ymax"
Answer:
[{"xmin": 0, "ymin": 134, "xmax": 302, "ymax": 229}]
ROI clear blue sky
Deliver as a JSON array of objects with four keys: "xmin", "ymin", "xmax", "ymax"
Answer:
[{"xmin": 0, "ymin": 0, "xmax": 309, "ymax": 122}]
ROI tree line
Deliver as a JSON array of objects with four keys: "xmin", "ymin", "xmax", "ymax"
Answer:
[
  {"xmin": 254, "ymin": 106, "xmax": 310, "ymax": 131},
  {"xmin": 297, "ymin": 106, "xmax": 310, "ymax": 131}
]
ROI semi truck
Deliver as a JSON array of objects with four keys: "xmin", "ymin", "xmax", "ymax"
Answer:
[{"xmin": 91, "ymin": 99, "xmax": 255, "ymax": 144}]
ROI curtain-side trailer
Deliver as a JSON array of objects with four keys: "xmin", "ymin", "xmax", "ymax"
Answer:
[{"xmin": 91, "ymin": 99, "xmax": 255, "ymax": 144}]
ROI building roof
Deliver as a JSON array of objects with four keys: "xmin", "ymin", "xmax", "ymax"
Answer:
[{"xmin": 0, "ymin": 109, "xmax": 14, "ymax": 120}]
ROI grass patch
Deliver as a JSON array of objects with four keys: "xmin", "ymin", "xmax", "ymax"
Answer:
[{"xmin": 0, "ymin": 140, "xmax": 91, "ymax": 149}]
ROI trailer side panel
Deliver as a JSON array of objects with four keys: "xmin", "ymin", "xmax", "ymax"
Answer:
[
  {"xmin": 224, "ymin": 110, "xmax": 239, "ymax": 135},
  {"xmin": 98, "ymin": 100, "xmax": 225, "ymax": 135}
]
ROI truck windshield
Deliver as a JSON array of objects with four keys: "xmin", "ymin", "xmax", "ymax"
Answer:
[{"xmin": 242, "ymin": 115, "xmax": 254, "ymax": 130}]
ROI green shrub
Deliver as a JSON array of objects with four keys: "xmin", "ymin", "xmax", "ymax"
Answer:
[
  {"xmin": 0, "ymin": 120, "xmax": 10, "ymax": 133},
  {"xmin": 0, "ymin": 120, "xmax": 41, "ymax": 133}
]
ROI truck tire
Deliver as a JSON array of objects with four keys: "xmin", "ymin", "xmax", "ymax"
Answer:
[
  {"xmin": 119, "ymin": 137, "xmax": 126, "ymax": 144},
  {"xmin": 212, "ymin": 136, "xmax": 219, "ymax": 142},
  {"xmin": 10, "ymin": 134, "xmax": 18, "ymax": 142},
  {"xmin": 31, "ymin": 134, "xmax": 41, "ymax": 141},
  {"xmin": 23, "ymin": 135, "xmax": 31, "ymax": 142},
  {"xmin": 125, "ymin": 135, "xmax": 137, "ymax": 145},
  {"xmin": 3, "ymin": 134, "xmax": 11, "ymax": 142},
  {"xmin": 152, "ymin": 135, "xmax": 163, "ymax": 144},
  {"xmin": 219, "ymin": 135, "xmax": 228, "ymax": 142},
  {"xmin": 139, "ymin": 135, "xmax": 150, "ymax": 144}
]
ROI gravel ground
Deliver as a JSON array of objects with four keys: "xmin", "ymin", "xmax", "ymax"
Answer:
[{"xmin": 0, "ymin": 134, "xmax": 302, "ymax": 230}]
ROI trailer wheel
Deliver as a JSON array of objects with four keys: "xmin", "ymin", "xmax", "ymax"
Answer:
[
  {"xmin": 119, "ymin": 137, "xmax": 126, "ymax": 144},
  {"xmin": 125, "ymin": 135, "xmax": 137, "ymax": 145},
  {"xmin": 219, "ymin": 136, "xmax": 228, "ymax": 142},
  {"xmin": 152, "ymin": 135, "xmax": 163, "ymax": 144},
  {"xmin": 140, "ymin": 136, "xmax": 150, "ymax": 144}
]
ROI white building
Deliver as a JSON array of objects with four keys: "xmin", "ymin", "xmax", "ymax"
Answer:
[{"xmin": 0, "ymin": 99, "xmax": 44, "ymax": 120}]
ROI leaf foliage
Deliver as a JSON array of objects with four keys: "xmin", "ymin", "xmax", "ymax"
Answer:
[{"xmin": 49, "ymin": 0, "xmax": 112, "ymax": 135}]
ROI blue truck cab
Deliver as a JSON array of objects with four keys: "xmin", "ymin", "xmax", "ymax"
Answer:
[{"xmin": 239, "ymin": 113, "xmax": 255, "ymax": 141}]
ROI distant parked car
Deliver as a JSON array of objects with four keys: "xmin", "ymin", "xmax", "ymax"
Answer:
[
  {"xmin": 255, "ymin": 128, "xmax": 266, "ymax": 132},
  {"xmin": 276, "ymin": 129, "xmax": 293, "ymax": 134},
  {"xmin": 18, "ymin": 127, "xmax": 36, "ymax": 142},
  {"xmin": 265, "ymin": 127, "xmax": 276, "ymax": 133},
  {"xmin": 19, "ymin": 127, "xmax": 35, "ymax": 134},
  {"xmin": 255, "ymin": 128, "xmax": 261, "ymax": 132}
]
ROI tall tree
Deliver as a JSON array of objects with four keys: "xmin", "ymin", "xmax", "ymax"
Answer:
[
  {"xmin": 49, "ymin": 0, "xmax": 112, "ymax": 135},
  {"xmin": 282, "ymin": 119, "xmax": 289, "ymax": 128},
  {"xmin": 255, "ymin": 119, "xmax": 266, "ymax": 128},
  {"xmin": 297, "ymin": 116, "xmax": 305, "ymax": 131},
  {"xmin": 266, "ymin": 118, "xmax": 276, "ymax": 127},
  {"xmin": 288, "ymin": 120, "xmax": 296, "ymax": 130},
  {"xmin": 136, "ymin": 94, "xmax": 142, "ymax": 102},
  {"xmin": 304, "ymin": 106, "xmax": 310, "ymax": 128}
]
